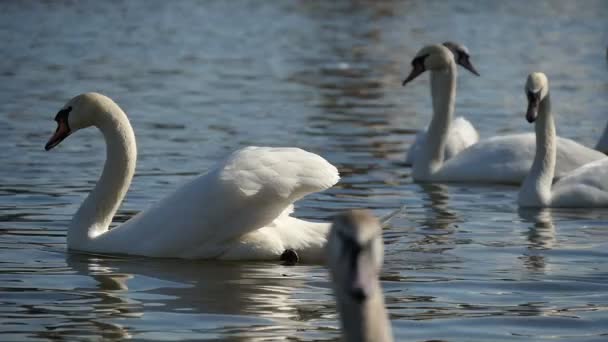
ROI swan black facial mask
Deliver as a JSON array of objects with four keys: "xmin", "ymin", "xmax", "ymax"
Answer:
[
  {"xmin": 45, "ymin": 106, "xmax": 72, "ymax": 151},
  {"xmin": 402, "ymin": 54, "xmax": 429, "ymax": 86},
  {"xmin": 455, "ymin": 53, "xmax": 479, "ymax": 76},
  {"xmin": 442, "ymin": 41, "xmax": 480, "ymax": 76},
  {"xmin": 526, "ymin": 91, "xmax": 541, "ymax": 123}
]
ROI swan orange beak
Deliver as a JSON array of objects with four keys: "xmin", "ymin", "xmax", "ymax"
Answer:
[
  {"xmin": 526, "ymin": 92, "xmax": 540, "ymax": 123},
  {"xmin": 45, "ymin": 120, "xmax": 70, "ymax": 151}
]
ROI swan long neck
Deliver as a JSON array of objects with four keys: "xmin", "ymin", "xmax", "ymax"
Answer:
[
  {"xmin": 67, "ymin": 104, "xmax": 136, "ymax": 248},
  {"xmin": 521, "ymin": 94, "xmax": 554, "ymax": 206},
  {"xmin": 413, "ymin": 62, "xmax": 457, "ymax": 179},
  {"xmin": 336, "ymin": 283, "xmax": 393, "ymax": 342}
]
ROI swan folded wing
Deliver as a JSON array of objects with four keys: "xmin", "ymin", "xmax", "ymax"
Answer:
[
  {"xmin": 433, "ymin": 134, "xmax": 604, "ymax": 184},
  {"xmin": 556, "ymin": 159, "xmax": 608, "ymax": 185},
  {"xmin": 218, "ymin": 205, "xmax": 331, "ymax": 262},
  {"xmin": 220, "ymin": 146, "xmax": 339, "ymax": 202},
  {"xmin": 446, "ymin": 116, "xmax": 479, "ymax": 157},
  {"xmin": 554, "ymin": 138, "xmax": 607, "ymax": 177},
  {"xmin": 404, "ymin": 131, "xmax": 425, "ymax": 165},
  {"xmin": 435, "ymin": 134, "xmax": 536, "ymax": 184},
  {"xmin": 190, "ymin": 146, "xmax": 338, "ymax": 258}
]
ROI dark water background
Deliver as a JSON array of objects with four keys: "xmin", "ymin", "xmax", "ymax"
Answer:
[{"xmin": 1, "ymin": 0, "xmax": 608, "ymax": 340}]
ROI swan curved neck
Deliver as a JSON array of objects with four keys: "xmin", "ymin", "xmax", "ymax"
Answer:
[
  {"xmin": 68, "ymin": 105, "xmax": 136, "ymax": 249},
  {"xmin": 413, "ymin": 63, "xmax": 457, "ymax": 179},
  {"xmin": 336, "ymin": 284, "xmax": 393, "ymax": 342},
  {"xmin": 520, "ymin": 94, "xmax": 554, "ymax": 206}
]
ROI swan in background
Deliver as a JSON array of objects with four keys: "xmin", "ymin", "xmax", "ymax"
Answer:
[
  {"xmin": 45, "ymin": 92, "xmax": 339, "ymax": 261},
  {"xmin": 405, "ymin": 41, "xmax": 480, "ymax": 166},
  {"xmin": 596, "ymin": 121, "xmax": 608, "ymax": 154},
  {"xmin": 518, "ymin": 73, "xmax": 608, "ymax": 207},
  {"xmin": 402, "ymin": 45, "xmax": 606, "ymax": 184},
  {"xmin": 327, "ymin": 210, "xmax": 393, "ymax": 342}
]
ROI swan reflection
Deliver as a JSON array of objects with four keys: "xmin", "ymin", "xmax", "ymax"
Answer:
[
  {"xmin": 65, "ymin": 254, "xmax": 330, "ymax": 340},
  {"xmin": 518, "ymin": 208, "xmax": 556, "ymax": 273}
]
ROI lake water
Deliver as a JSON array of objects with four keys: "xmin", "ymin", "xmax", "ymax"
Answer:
[{"xmin": 1, "ymin": 0, "xmax": 608, "ymax": 341}]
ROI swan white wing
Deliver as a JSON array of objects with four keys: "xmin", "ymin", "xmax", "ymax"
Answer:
[
  {"xmin": 433, "ymin": 134, "xmax": 536, "ymax": 183},
  {"xmin": 444, "ymin": 116, "xmax": 480, "ymax": 158},
  {"xmin": 219, "ymin": 204, "xmax": 331, "ymax": 262},
  {"xmin": 88, "ymin": 147, "xmax": 339, "ymax": 258},
  {"xmin": 432, "ymin": 134, "xmax": 606, "ymax": 184},
  {"xmin": 554, "ymin": 137, "xmax": 607, "ymax": 178},
  {"xmin": 404, "ymin": 131, "xmax": 426, "ymax": 165},
  {"xmin": 405, "ymin": 116, "xmax": 479, "ymax": 165},
  {"xmin": 551, "ymin": 159, "xmax": 608, "ymax": 207}
]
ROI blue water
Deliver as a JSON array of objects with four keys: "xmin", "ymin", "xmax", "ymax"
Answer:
[{"xmin": 1, "ymin": 0, "xmax": 608, "ymax": 340}]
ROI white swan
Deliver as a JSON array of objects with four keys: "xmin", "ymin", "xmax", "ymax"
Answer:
[
  {"xmin": 518, "ymin": 73, "xmax": 608, "ymax": 207},
  {"xmin": 327, "ymin": 210, "xmax": 393, "ymax": 342},
  {"xmin": 45, "ymin": 92, "xmax": 340, "ymax": 261},
  {"xmin": 404, "ymin": 42, "xmax": 480, "ymax": 166},
  {"xmin": 402, "ymin": 45, "xmax": 606, "ymax": 184},
  {"xmin": 596, "ymin": 121, "xmax": 608, "ymax": 154}
]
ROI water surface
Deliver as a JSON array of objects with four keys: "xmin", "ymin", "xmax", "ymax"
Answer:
[{"xmin": 1, "ymin": 1, "xmax": 608, "ymax": 341}]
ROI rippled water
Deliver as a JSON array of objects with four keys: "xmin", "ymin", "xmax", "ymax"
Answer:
[{"xmin": 1, "ymin": 0, "xmax": 608, "ymax": 341}]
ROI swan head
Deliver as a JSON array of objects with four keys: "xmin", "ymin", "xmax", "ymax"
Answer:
[
  {"xmin": 45, "ymin": 92, "xmax": 114, "ymax": 150},
  {"xmin": 327, "ymin": 210, "xmax": 384, "ymax": 302},
  {"xmin": 442, "ymin": 41, "xmax": 480, "ymax": 76},
  {"xmin": 402, "ymin": 44, "xmax": 455, "ymax": 86},
  {"xmin": 525, "ymin": 72, "xmax": 549, "ymax": 123}
]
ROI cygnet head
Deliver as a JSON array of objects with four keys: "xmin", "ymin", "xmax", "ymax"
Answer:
[
  {"xmin": 45, "ymin": 92, "xmax": 117, "ymax": 151},
  {"xmin": 402, "ymin": 44, "xmax": 456, "ymax": 86},
  {"xmin": 327, "ymin": 210, "xmax": 384, "ymax": 302},
  {"xmin": 442, "ymin": 41, "xmax": 480, "ymax": 76},
  {"xmin": 524, "ymin": 72, "xmax": 549, "ymax": 123}
]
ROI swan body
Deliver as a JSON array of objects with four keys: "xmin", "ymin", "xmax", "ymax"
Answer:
[
  {"xmin": 327, "ymin": 210, "xmax": 393, "ymax": 342},
  {"xmin": 518, "ymin": 73, "xmax": 608, "ymax": 207},
  {"xmin": 402, "ymin": 45, "xmax": 606, "ymax": 184},
  {"xmin": 45, "ymin": 93, "xmax": 339, "ymax": 261},
  {"xmin": 432, "ymin": 133, "xmax": 605, "ymax": 184},
  {"xmin": 405, "ymin": 42, "xmax": 480, "ymax": 166}
]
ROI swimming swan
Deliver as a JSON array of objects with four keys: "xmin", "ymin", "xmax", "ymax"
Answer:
[
  {"xmin": 518, "ymin": 73, "xmax": 608, "ymax": 207},
  {"xmin": 402, "ymin": 44, "xmax": 606, "ymax": 184},
  {"xmin": 44, "ymin": 93, "xmax": 340, "ymax": 261},
  {"xmin": 405, "ymin": 41, "xmax": 480, "ymax": 166},
  {"xmin": 327, "ymin": 210, "xmax": 393, "ymax": 342}
]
